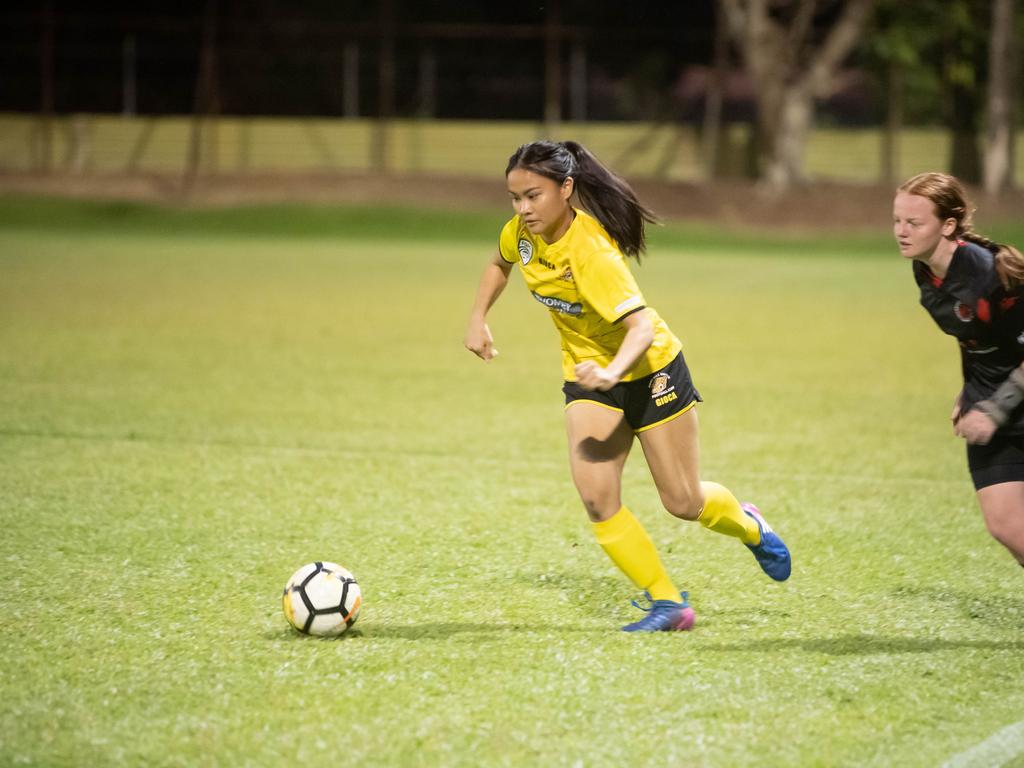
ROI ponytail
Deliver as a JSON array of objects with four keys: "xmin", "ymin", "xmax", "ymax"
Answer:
[
  {"xmin": 560, "ymin": 141, "xmax": 657, "ymax": 260},
  {"xmin": 506, "ymin": 140, "xmax": 657, "ymax": 260}
]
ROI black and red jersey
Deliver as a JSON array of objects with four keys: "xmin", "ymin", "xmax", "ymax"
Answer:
[{"xmin": 915, "ymin": 241, "xmax": 1024, "ymax": 433}]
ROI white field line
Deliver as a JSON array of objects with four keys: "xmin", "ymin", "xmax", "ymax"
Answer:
[{"xmin": 940, "ymin": 720, "xmax": 1024, "ymax": 768}]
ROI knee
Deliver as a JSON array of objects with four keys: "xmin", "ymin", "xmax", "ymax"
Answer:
[
  {"xmin": 579, "ymin": 494, "xmax": 621, "ymax": 522},
  {"xmin": 984, "ymin": 515, "xmax": 1021, "ymax": 552},
  {"xmin": 660, "ymin": 488, "xmax": 704, "ymax": 521},
  {"xmin": 985, "ymin": 515, "xmax": 1010, "ymax": 545},
  {"xmin": 981, "ymin": 508, "xmax": 1024, "ymax": 561}
]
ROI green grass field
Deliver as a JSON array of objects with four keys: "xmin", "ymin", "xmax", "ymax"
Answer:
[{"xmin": 2, "ymin": 197, "xmax": 1023, "ymax": 767}]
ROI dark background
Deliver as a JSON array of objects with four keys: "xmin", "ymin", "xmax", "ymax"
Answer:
[{"xmin": 2, "ymin": 1, "xmax": 878, "ymax": 123}]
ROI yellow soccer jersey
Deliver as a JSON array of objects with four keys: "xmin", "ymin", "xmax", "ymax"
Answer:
[{"xmin": 498, "ymin": 209, "xmax": 682, "ymax": 382}]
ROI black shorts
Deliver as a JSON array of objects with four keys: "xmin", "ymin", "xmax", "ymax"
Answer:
[
  {"xmin": 967, "ymin": 432, "xmax": 1024, "ymax": 489},
  {"xmin": 562, "ymin": 351, "xmax": 702, "ymax": 433}
]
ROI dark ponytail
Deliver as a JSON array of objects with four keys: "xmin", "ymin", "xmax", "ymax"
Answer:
[
  {"xmin": 505, "ymin": 140, "xmax": 657, "ymax": 259},
  {"xmin": 899, "ymin": 172, "xmax": 1024, "ymax": 289}
]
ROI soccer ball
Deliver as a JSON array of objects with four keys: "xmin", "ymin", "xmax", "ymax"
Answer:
[{"xmin": 282, "ymin": 561, "xmax": 362, "ymax": 637}]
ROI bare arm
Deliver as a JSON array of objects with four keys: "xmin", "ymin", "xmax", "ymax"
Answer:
[
  {"xmin": 574, "ymin": 309, "xmax": 655, "ymax": 391},
  {"xmin": 464, "ymin": 250, "xmax": 513, "ymax": 361}
]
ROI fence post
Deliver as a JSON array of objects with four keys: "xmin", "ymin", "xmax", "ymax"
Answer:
[
  {"xmin": 544, "ymin": 0, "xmax": 562, "ymax": 133},
  {"xmin": 372, "ymin": 0, "xmax": 395, "ymax": 173},
  {"xmin": 185, "ymin": 0, "xmax": 219, "ymax": 193},
  {"xmin": 122, "ymin": 34, "xmax": 137, "ymax": 117},
  {"xmin": 881, "ymin": 59, "xmax": 903, "ymax": 185},
  {"xmin": 343, "ymin": 42, "xmax": 360, "ymax": 119},
  {"xmin": 569, "ymin": 40, "xmax": 586, "ymax": 123},
  {"xmin": 39, "ymin": 0, "xmax": 55, "ymax": 172}
]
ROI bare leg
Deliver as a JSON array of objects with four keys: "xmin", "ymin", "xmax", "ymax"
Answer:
[
  {"xmin": 638, "ymin": 406, "xmax": 791, "ymax": 580},
  {"xmin": 566, "ymin": 401, "xmax": 686, "ymax": 607},
  {"xmin": 565, "ymin": 402, "xmax": 633, "ymax": 522},
  {"xmin": 976, "ymin": 482, "xmax": 1024, "ymax": 566},
  {"xmin": 636, "ymin": 407, "xmax": 703, "ymax": 520}
]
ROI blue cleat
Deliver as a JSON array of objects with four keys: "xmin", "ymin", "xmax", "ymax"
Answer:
[
  {"xmin": 622, "ymin": 592, "xmax": 696, "ymax": 632},
  {"xmin": 742, "ymin": 503, "xmax": 791, "ymax": 581}
]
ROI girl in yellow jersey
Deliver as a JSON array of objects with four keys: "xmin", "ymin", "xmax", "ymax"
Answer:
[{"xmin": 464, "ymin": 140, "xmax": 791, "ymax": 632}]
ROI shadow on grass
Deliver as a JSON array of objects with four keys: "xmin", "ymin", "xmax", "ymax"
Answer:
[
  {"xmin": 510, "ymin": 571, "xmax": 634, "ymax": 618},
  {"xmin": 357, "ymin": 623, "xmax": 608, "ymax": 639},
  {"xmin": 267, "ymin": 628, "xmax": 1024, "ymax": 652},
  {"xmin": 267, "ymin": 622, "xmax": 605, "ymax": 642},
  {"xmin": 700, "ymin": 633, "xmax": 1024, "ymax": 656},
  {"xmin": 891, "ymin": 584, "xmax": 1024, "ymax": 627}
]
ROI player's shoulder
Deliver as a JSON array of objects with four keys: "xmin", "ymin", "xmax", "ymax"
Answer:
[
  {"xmin": 572, "ymin": 210, "xmax": 614, "ymax": 246},
  {"xmin": 499, "ymin": 215, "xmax": 525, "ymax": 241},
  {"xmin": 957, "ymin": 240, "xmax": 996, "ymax": 268},
  {"xmin": 568, "ymin": 211, "xmax": 624, "ymax": 267},
  {"xmin": 499, "ymin": 215, "xmax": 533, "ymax": 263},
  {"xmin": 953, "ymin": 240, "xmax": 999, "ymax": 292}
]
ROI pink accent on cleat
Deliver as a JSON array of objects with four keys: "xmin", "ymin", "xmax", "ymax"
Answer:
[{"xmin": 674, "ymin": 606, "xmax": 697, "ymax": 631}]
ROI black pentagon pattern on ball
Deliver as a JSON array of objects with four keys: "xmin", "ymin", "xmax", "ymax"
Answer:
[
  {"xmin": 310, "ymin": 575, "xmax": 356, "ymax": 618},
  {"xmin": 290, "ymin": 561, "xmax": 359, "ymax": 634},
  {"xmin": 296, "ymin": 561, "xmax": 324, "ymax": 633}
]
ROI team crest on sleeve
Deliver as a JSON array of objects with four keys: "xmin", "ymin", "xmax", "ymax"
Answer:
[
  {"xmin": 954, "ymin": 301, "xmax": 974, "ymax": 322},
  {"xmin": 517, "ymin": 238, "xmax": 534, "ymax": 265}
]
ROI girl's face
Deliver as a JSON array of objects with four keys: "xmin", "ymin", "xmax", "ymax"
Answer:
[
  {"xmin": 892, "ymin": 191, "xmax": 957, "ymax": 261},
  {"xmin": 506, "ymin": 168, "xmax": 574, "ymax": 243}
]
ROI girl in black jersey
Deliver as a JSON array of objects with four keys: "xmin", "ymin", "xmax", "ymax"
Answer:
[{"xmin": 894, "ymin": 172, "xmax": 1024, "ymax": 567}]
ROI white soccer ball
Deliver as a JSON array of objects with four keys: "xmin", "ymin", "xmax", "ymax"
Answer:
[{"xmin": 282, "ymin": 561, "xmax": 362, "ymax": 636}]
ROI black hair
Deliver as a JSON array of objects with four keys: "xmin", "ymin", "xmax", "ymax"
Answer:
[{"xmin": 505, "ymin": 140, "xmax": 657, "ymax": 260}]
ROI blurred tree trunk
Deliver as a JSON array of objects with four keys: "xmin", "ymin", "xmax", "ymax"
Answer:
[
  {"xmin": 945, "ymin": 0, "xmax": 986, "ymax": 183},
  {"xmin": 984, "ymin": 0, "xmax": 1016, "ymax": 194},
  {"xmin": 719, "ymin": 0, "xmax": 875, "ymax": 193}
]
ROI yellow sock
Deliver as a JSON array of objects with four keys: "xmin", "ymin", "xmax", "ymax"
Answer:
[
  {"xmin": 697, "ymin": 481, "xmax": 760, "ymax": 545},
  {"xmin": 591, "ymin": 506, "xmax": 679, "ymax": 602}
]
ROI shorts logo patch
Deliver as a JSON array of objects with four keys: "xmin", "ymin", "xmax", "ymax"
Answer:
[
  {"xmin": 649, "ymin": 372, "xmax": 672, "ymax": 397},
  {"xmin": 518, "ymin": 238, "xmax": 533, "ymax": 265},
  {"xmin": 650, "ymin": 371, "xmax": 677, "ymax": 406},
  {"xmin": 954, "ymin": 301, "xmax": 974, "ymax": 322}
]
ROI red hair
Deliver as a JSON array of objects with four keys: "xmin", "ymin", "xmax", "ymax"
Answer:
[{"xmin": 899, "ymin": 172, "xmax": 1024, "ymax": 289}]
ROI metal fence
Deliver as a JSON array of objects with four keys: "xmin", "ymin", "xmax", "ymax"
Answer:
[{"xmin": 4, "ymin": 114, "xmax": 1022, "ymax": 185}]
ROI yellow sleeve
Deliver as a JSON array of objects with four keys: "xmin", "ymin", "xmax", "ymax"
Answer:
[
  {"xmin": 574, "ymin": 247, "xmax": 646, "ymax": 323},
  {"xmin": 498, "ymin": 218, "xmax": 520, "ymax": 264}
]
